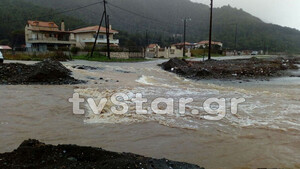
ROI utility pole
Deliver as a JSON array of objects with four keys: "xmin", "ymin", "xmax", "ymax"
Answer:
[
  {"xmin": 145, "ymin": 30, "xmax": 149, "ymax": 46},
  {"xmin": 208, "ymin": 0, "xmax": 213, "ymax": 60},
  {"xmin": 183, "ymin": 18, "xmax": 186, "ymax": 57},
  {"xmin": 91, "ymin": 0, "xmax": 109, "ymax": 58},
  {"xmin": 183, "ymin": 18, "xmax": 191, "ymax": 57},
  {"xmin": 91, "ymin": 11, "xmax": 105, "ymax": 57},
  {"xmin": 234, "ymin": 24, "xmax": 238, "ymax": 55},
  {"xmin": 144, "ymin": 30, "xmax": 148, "ymax": 58},
  {"xmin": 103, "ymin": 0, "xmax": 110, "ymax": 59},
  {"xmin": 105, "ymin": 14, "xmax": 111, "ymax": 59}
]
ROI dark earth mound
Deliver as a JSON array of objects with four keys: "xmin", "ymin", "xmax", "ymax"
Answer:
[
  {"xmin": 0, "ymin": 60, "xmax": 83, "ymax": 85},
  {"xmin": 72, "ymin": 65, "xmax": 105, "ymax": 71},
  {"xmin": 161, "ymin": 57, "xmax": 300, "ymax": 80},
  {"xmin": 0, "ymin": 139, "xmax": 204, "ymax": 169}
]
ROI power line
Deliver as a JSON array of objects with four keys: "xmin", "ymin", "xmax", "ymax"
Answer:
[
  {"xmin": 3, "ymin": 1, "xmax": 103, "ymax": 24},
  {"xmin": 108, "ymin": 5, "xmax": 177, "ymax": 35},
  {"xmin": 107, "ymin": 2, "xmax": 182, "ymax": 28}
]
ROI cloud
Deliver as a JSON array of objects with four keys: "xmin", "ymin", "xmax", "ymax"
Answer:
[{"xmin": 191, "ymin": 0, "xmax": 300, "ymax": 30}]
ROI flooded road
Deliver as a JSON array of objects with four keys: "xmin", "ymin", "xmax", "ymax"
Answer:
[{"xmin": 0, "ymin": 58, "xmax": 300, "ymax": 168}]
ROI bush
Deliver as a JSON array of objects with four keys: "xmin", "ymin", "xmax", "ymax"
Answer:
[
  {"xmin": 4, "ymin": 53, "xmax": 32, "ymax": 60},
  {"xmin": 49, "ymin": 51, "xmax": 71, "ymax": 61},
  {"xmin": 71, "ymin": 47, "xmax": 80, "ymax": 55}
]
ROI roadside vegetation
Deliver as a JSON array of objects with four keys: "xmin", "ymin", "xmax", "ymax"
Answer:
[
  {"xmin": 72, "ymin": 53, "xmax": 149, "ymax": 62},
  {"xmin": 4, "ymin": 51, "xmax": 71, "ymax": 61}
]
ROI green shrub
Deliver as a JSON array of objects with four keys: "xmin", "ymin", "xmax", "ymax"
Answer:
[
  {"xmin": 71, "ymin": 47, "xmax": 80, "ymax": 55},
  {"xmin": 49, "ymin": 51, "xmax": 71, "ymax": 61}
]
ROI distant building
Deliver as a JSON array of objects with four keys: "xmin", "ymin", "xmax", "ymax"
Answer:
[
  {"xmin": 0, "ymin": 45, "xmax": 12, "ymax": 54},
  {"xmin": 25, "ymin": 20, "xmax": 120, "ymax": 51},
  {"xmin": 145, "ymin": 44, "xmax": 160, "ymax": 57},
  {"xmin": 173, "ymin": 42, "xmax": 195, "ymax": 49},
  {"xmin": 0, "ymin": 45, "xmax": 12, "ymax": 50},
  {"xmin": 196, "ymin": 41, "xmax": 223, "ymax": 49},
  {"xmin": 146, "ymin": 44, "xmax": 160, "ymax": 51},
  {"xmin": 72, "ymin": 25, "xmax": 119, "ymax": 49},
  {"xmin": 25, "ymin": 20, "xmax": 75, "ymax": 52},
  {"xmin": 145, "ymin": 44, "xmax": 190, "ymax": 58}
]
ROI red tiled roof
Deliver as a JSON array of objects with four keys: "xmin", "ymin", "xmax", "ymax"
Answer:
[
  {"xmin": 0, "ymin": 45, "xmax": 12, "ymax": 50},
  {"xmin": 198, "ymin": 41, "xmax": 222, "ymax": 45},
  {"xmin": 72, "ymin": 26, "xmax": 118, "ymax": 34},
  {"xmin": 174, "ymin": 42, "xmax": 193, "ymax": 46},
  {"xmin": 148, "ymin": 44, "xmax": 159, "ymax": 48},
  {"xmin": 28, "ymin": 20, "xmax": 59, "ymax": 28}
]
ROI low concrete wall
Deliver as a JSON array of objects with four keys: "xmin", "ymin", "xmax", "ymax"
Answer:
[
  {"xmin": 111, "ymin": 52, "xmax": 129, "ymax": 59},
  {"xmin": 110, "ymin": 52, "xmax": 144, "ymax": 59},
  {"xmin": 11, "ymin": 51, "xmax": 144, "ymax": 60},
  {"xmin": 145, "ymin": 52, "xmax": 155, "ymax": 58},
  {"xmin": 129, "ymin": 52, "xmax": 144, "ymax": 58},
  {"xmin": 146, "ymin": 47, "xmax": 190, "ymax": 58}
]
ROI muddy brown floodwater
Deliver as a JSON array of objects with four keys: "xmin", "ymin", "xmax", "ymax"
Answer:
[{"xmin": 0, "ymin": 57, "xmax": 300, "ymax": 169}]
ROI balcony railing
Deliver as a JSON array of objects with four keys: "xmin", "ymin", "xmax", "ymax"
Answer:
[
  {"xmin": 81, "ymin": 38, "xmax": 119, "ymax": 44},
  {"xmin": 27, "ymin": 37, "xmax": 76, "ymax": 44}
]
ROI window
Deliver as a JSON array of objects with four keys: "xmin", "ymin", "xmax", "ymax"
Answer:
[{"xmin": 93, "ymin": 34, "xmax": 106, "ymax": 39}]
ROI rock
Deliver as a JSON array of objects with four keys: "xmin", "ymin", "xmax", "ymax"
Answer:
[
  {"xmin": 160, "ymin": 57, "xmax": 299, "ymax": 81},
  {"xmin": 161, "ymin": 58, "xmax": 188, "ymax": 71},
  {"xmin": 195, "ymin": 69, "xmax": 212, "ymax": 77},
  {"xmin": 0, "ymin": 139, "xmax": 204, "ymax": 169},
  {"xmin": 67, "ymin": 157, "xmax": 77, "ymax": 162},
  {"xmin": 19, "ymin": 139, "xmax": 45, "ymax": 148},
  {"xmin": 0, "ymin": 59, "xmax": 83, "ymax": 85},
  {"xmin": 72, "ymin": 65, "xmax": 104, "ymax": 70},
  {"xmin": 25, "ymin": 59, "xmax": 71, "ymax": 83},
  {"xmin": 116, "ymin": 70, "xmax": 132, "ymax": 73}
]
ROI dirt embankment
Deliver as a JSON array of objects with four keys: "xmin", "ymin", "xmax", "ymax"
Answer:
[
  {"xmin": 0, "ymin": 139, "xmax": 203, "ymax": 169},
  {"xmin": 161, "ymin": 57, "xmax": 300, "ymax": 80},
  {"xmin": 0, "ymin": 60, "xmax": 83, "ymax": 85}
]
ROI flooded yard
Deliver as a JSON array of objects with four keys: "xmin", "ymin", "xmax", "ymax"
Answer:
[{"xmin": 0, "ymin": 58, "xmax": 299, "ymax": 168}]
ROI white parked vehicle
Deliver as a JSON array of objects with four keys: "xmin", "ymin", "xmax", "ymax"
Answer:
[{"xmin": 0, "ymin": 51, "xmax": 3, "ymax": 63}]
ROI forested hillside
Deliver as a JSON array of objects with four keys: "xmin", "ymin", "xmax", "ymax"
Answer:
[{"xmin": 3, "ymin": 0, "xmax": 300, "ymax": 52}]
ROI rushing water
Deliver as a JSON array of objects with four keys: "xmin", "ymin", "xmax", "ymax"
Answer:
[{"xmin": 0, "ymin": 59, "xmax": 300, "ymax": 168}]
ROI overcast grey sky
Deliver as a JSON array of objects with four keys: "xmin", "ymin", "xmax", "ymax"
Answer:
[{"xmin": 191, "ymin": 0, "xmax": 300, "ymax": 30}]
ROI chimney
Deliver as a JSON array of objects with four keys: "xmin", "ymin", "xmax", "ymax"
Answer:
[
  {"xmin": 61, "ymin": 20, "xmax": 65, "ymax": 31},
  {"xmin": 109, "ymin": 25, "xmax": 112, "ymax": 30}
]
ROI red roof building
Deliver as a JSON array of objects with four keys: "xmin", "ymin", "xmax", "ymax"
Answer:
[
  {"xmin": 72, "ymin": 25, "xmax": 119, "ymax": 49},
  {"xmin": 147, "ymin": 44, "xmax": 160, "ymax": 48},
  {"xmin": 27, "ymin": 20, "xmax": 59, "ymax": 28},
  {"xmin": 0, "ymin": 46, "xmax": 12, "ymax": 50},
  {"xmin": 197, "ymin": 41, "xmax": 223, "ymax": 47},
  {"xmin": 72, "ymin": 26, "xmax": 118, "ymax": 34},
  {"xmin": 172, "ymin": 42, "xmax": 195, "ymax": 49}
]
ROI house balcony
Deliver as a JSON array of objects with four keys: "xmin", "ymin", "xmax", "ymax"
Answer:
[
  {"xmin": 81, "ymin": 38, "xmax": 119, "ymax": 44},
  {"xmin": 27, "ymin": 37, "xmax": 76, "ymax": 45}
]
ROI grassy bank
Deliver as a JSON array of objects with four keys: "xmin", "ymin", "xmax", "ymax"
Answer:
[
  {"xmin": 72, "ymin": 54, "xmax": 149, "ymax": 62},
  {"xmin": 3, "ymin": 52, "xmax": 149, "ymax": 62},
  {"xmin": 4, "ymin": 52, "xmax": 71, "ymax": 61}
]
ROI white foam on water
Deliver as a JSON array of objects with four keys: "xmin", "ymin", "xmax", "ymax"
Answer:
[
  {"xmin": 225, "ymin": 99, "xmax": 300, "ymax": 132},
  {"xmin": 135, "ymin": 75, "xmax": 178, "ymax": 88},
  {"xmin": 75, "ymin": 87, "xmax": 204, "ymax": 130},
  {"xmin": 75, "ymin": 77, "xmax": 300, "ymax": 132}
]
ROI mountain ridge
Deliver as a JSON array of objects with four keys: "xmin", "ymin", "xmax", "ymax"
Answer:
[{"xmin": 3, "ymin": 0, "xmax": 300, "ymax": 52}]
